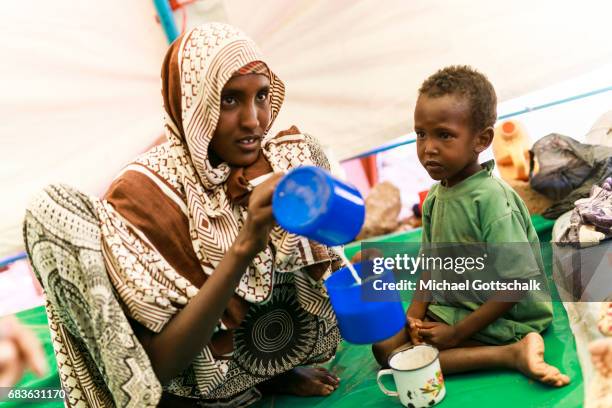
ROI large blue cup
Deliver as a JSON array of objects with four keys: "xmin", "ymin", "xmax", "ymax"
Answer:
[
  {"xmin": 325, "ymin": 262, "xmax": 405, "ymax": 344},
  {"xmin": 272, "ymin": 166, "xmax": 365, "ymax": 246}
]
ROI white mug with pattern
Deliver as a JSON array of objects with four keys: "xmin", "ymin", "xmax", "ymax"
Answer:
[{"xmin": 377, "ymin": 344, "xmax": 446, "ymax": 407}]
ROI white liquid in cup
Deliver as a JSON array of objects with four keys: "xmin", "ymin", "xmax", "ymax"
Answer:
[
  {"xmin": 390, "ymin": 345, "xmax": 438, "ymax": 370},
  {"xmin": 332, "ymin": 247, "xmax": 362, "ymax": 285}
]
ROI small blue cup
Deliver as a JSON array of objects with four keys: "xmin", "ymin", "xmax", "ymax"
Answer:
[
  {"xmin": 325, "ymin": 262, "xmax": 405, "ymax": 344},
  {"xmin": 272, "ymin": 166, "xmax": 365, "ymax": 246}
]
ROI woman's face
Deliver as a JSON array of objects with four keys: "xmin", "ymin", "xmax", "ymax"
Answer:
[{"xmin": 209, "ymin": 74, "xmax": 271, "ymax": 167}]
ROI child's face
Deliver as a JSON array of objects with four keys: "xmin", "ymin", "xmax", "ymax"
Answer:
[
  {"xmin": 209, "ymin": 74, "xmax": 271, "ymax": 167},
  {"xmin": 414, "ymin": 94, "xmax": 489, "ymax": 187}
]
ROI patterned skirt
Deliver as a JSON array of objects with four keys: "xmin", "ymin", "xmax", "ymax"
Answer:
[{"xmin": 24, "ymin": 184, "xmax": 340, "ymax": 407}]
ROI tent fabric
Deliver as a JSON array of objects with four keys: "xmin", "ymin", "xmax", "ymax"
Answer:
[
  {"xmin": 1, "ymin": 1, "xmax": 168, "ymax": 259},
  {"xmin": 7, "ymin": 216, "xmax": 584, "ymax": 407},
  {"xmin": 585, "ymin": 110, "xmax": 612, "ymax": 147},
  {"xmin": 2, "ymin": 0, "xmax": 612, "ymax": 256},
  {"xmin": 207, "ymin": 0, "xmax": 612, "ymax": 160}
]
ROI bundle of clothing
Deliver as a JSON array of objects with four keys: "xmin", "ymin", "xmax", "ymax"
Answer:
[
  {"xmin": 558, "ymin": 177, "xmax": 612, "ymax": 246},
  {"xmin": 530, "ymin": 134, "xmax": 612, "ymax": 219}
]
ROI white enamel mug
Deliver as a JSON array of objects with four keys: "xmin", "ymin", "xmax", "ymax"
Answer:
[{"xmin": 377, "ymin": 344, "xmax": 446, "ymax": 407}]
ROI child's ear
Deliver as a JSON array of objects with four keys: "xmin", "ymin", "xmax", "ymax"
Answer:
[{"xmin": 474, "ymin": 127, "xmax": 494, "ymax": 153}]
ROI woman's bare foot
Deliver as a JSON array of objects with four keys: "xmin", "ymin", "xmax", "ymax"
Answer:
[
  {"xmin": 513, "ymin": 332, "xmax": 570, "ymax": 387},
  {"xmin": 259, "ymin": 367, "xmax": 340, "ymax": 397},
  {"xmin": 590, "ymin": 338, "xmax": 612, "ymax": 377}
]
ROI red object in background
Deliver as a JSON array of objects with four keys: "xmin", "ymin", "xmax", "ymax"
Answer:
[
  {"xmin": 418, "ymin": 190, "xmax": 429, "ymax": 214},
  {"xmin": 168, "ymin": 0, "xmax": 197, "ymax": 10},
  {"xmin": 359, "ymin": 155, "xmax": 379, "ymax": 187},
  {"xmin": 155, "ymin": 0, "xmax": 198, "ymax": 34}
]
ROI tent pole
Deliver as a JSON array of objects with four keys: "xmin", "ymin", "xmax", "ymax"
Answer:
[
  {"xmin": 341, "ymin": 85, "xmax": 612, "ymax": 162},
  {"xmin": 0, "ymin": 252, "xmax": 27, "ymax": 269},
  {"xmin": 153, "ymin": 0, "xmax": 179, "ymax": 44}
]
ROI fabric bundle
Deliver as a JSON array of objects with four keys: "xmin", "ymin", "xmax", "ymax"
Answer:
[
  {"xmin": 530, "ymin": 134, "xmax": 612, "ymax": 219},
  {"xmin": 558, "ymin": 177, "xmax": 612, "ymax": 246}
]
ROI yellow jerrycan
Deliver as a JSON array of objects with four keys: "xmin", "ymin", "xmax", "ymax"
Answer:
[{"xmin": 492, "ymin": 120, "xmax": 531, "ymax": 181}]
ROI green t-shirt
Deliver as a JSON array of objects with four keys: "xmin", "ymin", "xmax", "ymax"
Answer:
[{"xmin": 421, "ymin": 160, "xmax": 553, "ymax": 344}]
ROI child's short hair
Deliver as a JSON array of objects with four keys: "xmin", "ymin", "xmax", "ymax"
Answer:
[{"xmin": 419, "ymin": 65, "xmax": 497, "ymax": 131}]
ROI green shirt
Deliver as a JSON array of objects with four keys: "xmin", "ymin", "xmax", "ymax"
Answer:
[{"xmin": 421, "ymin": 160, "xmax": 553, "ymax": 344}]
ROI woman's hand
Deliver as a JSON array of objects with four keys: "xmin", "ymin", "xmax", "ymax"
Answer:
[
  {"xmin": 350, "ymin": 248, "xmax": 383, "ymax": 264},
  {"xmin": 417, "ymin": 321, "xmax": 459, "ymax": 350},
  {"xmin": 139, "ymin": 174, "xmax": 286, "ymax": 384},
  {"xmin": 235, "ymin": 173, "xmax": 284, "ymax": 258}
]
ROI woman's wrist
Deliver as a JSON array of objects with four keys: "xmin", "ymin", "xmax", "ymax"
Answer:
[{"xmin": 231, "ymin": 232, "xmax": 259, "ymax": 261}]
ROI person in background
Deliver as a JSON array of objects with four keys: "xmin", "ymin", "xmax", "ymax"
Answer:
[{"xmin": 0, "ymin": 316, "xmax": 47, "ymax": 387}]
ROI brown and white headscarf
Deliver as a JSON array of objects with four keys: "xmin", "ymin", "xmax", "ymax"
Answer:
[{"xmin": 149, "ymin": 22, "xmax": 333, "ymax": 304}]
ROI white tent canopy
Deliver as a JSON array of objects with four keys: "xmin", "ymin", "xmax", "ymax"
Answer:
[{"xmin": 1, "ymin": 0, "xmax": 611, "ymax": 258}]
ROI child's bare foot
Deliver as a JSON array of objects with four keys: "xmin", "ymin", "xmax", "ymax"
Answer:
[
  {"xmin": 590, "ymin": 338, "xmax": 612, "ymax": 377},
  {"xmin": 513, "ymin": 332, "xmax": 570, "ymax": 387},
  {"xmin": 259, "ymin": 367, "xmax": 340, "ymax": 397}
]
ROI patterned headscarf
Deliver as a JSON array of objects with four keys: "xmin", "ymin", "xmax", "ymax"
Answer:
[{"xmin": 161, "ymin": 23, "xmax": 331, "ymax": 303}]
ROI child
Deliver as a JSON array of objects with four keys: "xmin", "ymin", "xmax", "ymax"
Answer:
[{"xmin": 372, "ymin": 65, "xmax": 569, "ymax": 387}]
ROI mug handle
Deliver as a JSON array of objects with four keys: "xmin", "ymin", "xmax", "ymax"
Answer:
[{"xmin": 377, "ymin": 369, "xmax": 399, "ymax": 396}]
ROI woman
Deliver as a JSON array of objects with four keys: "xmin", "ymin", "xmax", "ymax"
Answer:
[{"xmin": 24, "ymin": 23, "xmax": 341, "ymax": 407}]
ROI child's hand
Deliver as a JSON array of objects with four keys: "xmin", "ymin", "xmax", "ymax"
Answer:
[
  {"xmin": 417, "ymin": 321, "xmax": 459, "ymax": 350},
  {"xmin": 406, "ymin": 317, "xmax": 424, "ymax": 345}
]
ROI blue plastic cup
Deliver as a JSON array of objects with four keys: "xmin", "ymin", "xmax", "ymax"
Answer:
[
  {"xmin": 272, "ymin": 166, "xmax": 365, "ymax": 246},
  {"xmin": 324, "ymin": 262, "xmax": 405, "ymax": 344}
]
